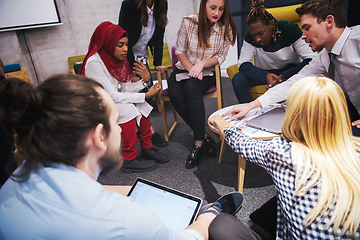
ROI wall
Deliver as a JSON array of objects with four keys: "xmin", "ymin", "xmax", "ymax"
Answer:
[{"xmin": 0, "ymin": 0, "xmax": 201, "ymax": 84}]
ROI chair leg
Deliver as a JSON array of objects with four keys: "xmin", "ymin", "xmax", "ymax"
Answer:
[
  {"xmin": 218, "ymin": 138, "xmax": 227, "ymax": 163},
  {"xmin": 160, "ymin": 98, "xmax": 170, "ymax": 142},
  {"xmin": 167, "ymin": 105, "xmax": 178, "ymax": 139},
  {"xmin": 238, "ymin": 155, "xmax": 246, "ymax": 193}
]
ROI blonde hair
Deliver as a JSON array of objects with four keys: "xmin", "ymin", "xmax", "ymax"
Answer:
[{"xmin": 282, "ymin": 76, "xmax": 360, "ymax": 237}]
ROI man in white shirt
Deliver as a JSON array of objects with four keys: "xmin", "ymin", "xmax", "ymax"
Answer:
[
  {"xmin": 225, "ymin": 0, "xmax": 360, "ymax": 136},
  {"xmin": 0, "ymin": 74, "xmax": 252, "ymax": 240}
]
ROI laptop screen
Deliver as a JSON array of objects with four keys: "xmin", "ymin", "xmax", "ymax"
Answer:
[{"xmin": 127, "ymin": 178, "xmax": 202, "ymax": 231}]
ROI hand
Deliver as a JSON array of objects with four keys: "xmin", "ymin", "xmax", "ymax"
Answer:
[
  {"xmin": 222, "ymin": 104, "xmax": 252, "ymax": 120},
  {"xmin": 131, "ymin": 76, "xmax": 141, "ymax": 83},
  {"xmin": 133, "ymin": 60, "xmax": 151, "ymax": 82},
  {"xmin": 266, "ymin": 73, "xmax": 282, "ymax": 89},
  {"xmin": 145, "ymin": 83, "xmax": 161, "ymax": 99},
  {"xmin": 155, "ymin": 65, "xmax": 166, "ymax": 73},
  {"xmin": 352, "ymin": 119, "xmax": 360, "ymax": 129},
  {"xmin": 208, "ymin": 114, "xmax": 223, "ymax": 128},
  {"xmin": 188, "ymin": 61, "xmax": 205, "ymax": 80}
]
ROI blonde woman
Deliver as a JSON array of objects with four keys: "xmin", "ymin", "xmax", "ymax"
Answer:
[
  {"xmin": 209, "ymin": 76, "xmax": 360, "ymax": 239},
  {"xmin": 168, "ymin": 0, "xmax": 236, "ymax": 169}
]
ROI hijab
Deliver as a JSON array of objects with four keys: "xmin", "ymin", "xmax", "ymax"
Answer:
[{"xmin": 80, "ymin": 21, "xmax": 132, "ymax": 82}]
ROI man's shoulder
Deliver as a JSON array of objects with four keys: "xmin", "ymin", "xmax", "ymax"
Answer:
[{"xmin": 349, "ymin": 25, "xmax": 360, "ymax": 40}]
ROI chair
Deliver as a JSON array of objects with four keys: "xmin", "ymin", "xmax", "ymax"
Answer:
[
  {"xmin": 4, "ymin": 63, "xmax": 31, "ymax": 83},
  {"xmin": 148, "ymin": 43, "xmax": 178, "ymax": 141},
  {"xmin": 148, "ymin": 44, "xmax": 223, "ymax": 141},
  {"xmin": 227, "ymin": 4, "xmax": 302, "ymax": 100},
  {"xmin": 68, "ymin": 55, "xmax": 86, "ymax": 74}
]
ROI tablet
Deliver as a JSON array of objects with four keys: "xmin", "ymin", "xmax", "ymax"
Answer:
[
  {"xmin": 127, "ymin": 178, "xmax": 202, "ymax": 231},
  {"xmin": 246, "ymin": 107, "xmax": 285, "ymax": 135}
]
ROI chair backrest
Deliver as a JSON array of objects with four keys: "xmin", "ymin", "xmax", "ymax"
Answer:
[
  {"xmin": 5, "ymin": 67, "xmax": 31, "ymax": 83},
  {"xmin": 68, "ymin": 55, "xmax": 86, "ymax": 71},
  {"xmin": 148, "ymin": 43, "xmax": 172, "ymax": 70},
  {"xmin": 267, "ymin": 4, "xmax": 302, "ymax": 27}
]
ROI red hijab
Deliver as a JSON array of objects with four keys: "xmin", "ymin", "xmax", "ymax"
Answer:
[{"xmin": 80, "ymin": 21, "xmax": 132, "ymax": 82}]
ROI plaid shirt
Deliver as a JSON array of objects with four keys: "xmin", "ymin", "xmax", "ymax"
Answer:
[
  {"xmin": 175, "ymin": 14, "xmax": 231, "ymax": 70},
  {"xmin": 225, "ymin": 126, "xmax": 360, "ymax": 239}
]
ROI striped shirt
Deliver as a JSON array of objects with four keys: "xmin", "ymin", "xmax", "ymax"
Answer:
[{"xmin": 175, "ymin": 14, "xmax": 231, "ymax": 70}]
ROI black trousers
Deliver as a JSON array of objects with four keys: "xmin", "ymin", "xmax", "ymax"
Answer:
[
  {"xmin": 347, "ymin": 98, "xmax": 360, "ymax": 137},
  {"xmin": 209, "ymin": 213, "xmax": 261, "ymax": 240},
  {"xmin": 168, "ymin": 68, "xmax": 215, "ymax": 141}
]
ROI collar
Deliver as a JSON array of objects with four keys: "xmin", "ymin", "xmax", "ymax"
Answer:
[
  {"xmin": 211, "ymin": 21, "xmax": 221, "ymax": 33},
  {"xmin": 329, "ymin": 26, "xmax": 350, "ymax": 56},
  {"xmin": 147, "ymin": 5, "xmax": 153, "ymax": 15}
]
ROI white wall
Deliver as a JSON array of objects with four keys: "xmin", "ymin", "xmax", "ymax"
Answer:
[{"xmin": 0, "ymin": 0, "xmax": 236, "ymax": 84}]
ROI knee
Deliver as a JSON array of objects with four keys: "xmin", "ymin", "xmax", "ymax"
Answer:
[
  {"xmin": 183, "ymin": 81, "xmax": 202, "ymax": 97},
  {"xmin": 232, "ymin": 72, "xmax": 248, "ymax": 89}
]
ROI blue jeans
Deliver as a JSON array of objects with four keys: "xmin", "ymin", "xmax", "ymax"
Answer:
[
  {"xmin": 232, "ymin": 66, "xmax": 294, "ymax": 104},
  {"xmin": 232, "ymin": 72, "xmax": 266, "ymax": 104}
]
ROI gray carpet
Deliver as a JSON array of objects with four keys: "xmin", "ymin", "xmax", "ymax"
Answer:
[{"xmin": 98, "ymin": 76, "xmax": 276, "ymax": 239}]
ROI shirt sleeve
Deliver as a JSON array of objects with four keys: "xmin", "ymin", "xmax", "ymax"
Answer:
[
  {"xmin": 175, "ymin": 18, "xmax": 189, "ymax": 56},
  {"xmin": 257, "ymin": 49, "xmax": 328, "ymax": 107},
  {"xmin": 84, "ymin": 59, "xmax": 146, "ymax": 105},
  {"xmin": 211, "ymin": 26, "xmax": 232, "ymax": 65},
  {"xmin": 238, "ymin": 40, "xmax": 255, "ymax": 68},
  {"xmin": 224, "ymin": 126, "xmax": 292, "ymax": 175}
]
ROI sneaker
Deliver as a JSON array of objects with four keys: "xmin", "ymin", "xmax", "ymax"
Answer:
[
  {"xmin": 141, "ymin": 147, "xmax": 170, "ymax": 163},
  {"xmin": 199, "ymin": 192, "xmax": 244, "ymax": 215},
  {"xmin": 120, "ymin": 156, "xmax": 157, "ymax": 173},
  {"xmin": 151, "ymin": 132, "xmax": 168, "ymax": 147}
]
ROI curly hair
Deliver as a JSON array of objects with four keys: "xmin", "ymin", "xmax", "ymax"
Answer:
[{"xmin": 247, "ymin": 0, "xmax": 281, "ymax": 42}]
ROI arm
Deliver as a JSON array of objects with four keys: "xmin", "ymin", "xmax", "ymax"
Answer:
[
  {"xmin": 222, "ymin": 99, "xmax": 262, "ymax": 120},
  {"xmin": 257, "ymin": 49, "xmax": 328, "ymax": 108},
  {"xmin": 103, "ymin": 185, "xmax": 132, "ymax": 195},
  {"xmin": 85, "ymin": 58, "xmax": 146, "ymax": 104}
]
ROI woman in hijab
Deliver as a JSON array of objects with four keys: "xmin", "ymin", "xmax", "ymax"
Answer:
[{"xmin": 80, "ymin": 21, "xmax": 169, "ymax": 173}]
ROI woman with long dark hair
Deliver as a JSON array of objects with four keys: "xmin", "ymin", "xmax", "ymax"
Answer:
[{"xmin": 118, "ymin": 0, "xmax": 168, "ymax": 147}]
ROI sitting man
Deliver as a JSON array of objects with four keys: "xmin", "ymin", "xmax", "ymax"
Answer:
[
  {"xmin": 232, "ymin": 0, "xmax": 315, "ymax": 103},
  {"xmin": 0, "ymin": 74, "xmax": 255, "ymax": 239}
]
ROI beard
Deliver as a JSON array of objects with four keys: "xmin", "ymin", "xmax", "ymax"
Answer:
[{"xmin": 98, "ymin": 143, "xmax": 123, "ymax": 177}]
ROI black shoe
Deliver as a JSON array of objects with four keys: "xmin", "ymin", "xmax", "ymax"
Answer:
[
  {"xmin": 199, "ymin": 192, "xmax": 244, "ymax": 215},
  {"xmin": 151, "ymin": 132, "xmax": 168, "ymax": 147},
  {"xmin": 204, "ymin": 135, "xmax": 216, "ymax": 156},
  {"xmin": 141, "ymin": 147, "xmax": 170, "ymax": 163},
  {"xmin": 120, "ymin": 156, "xmax": 157, "ymax": 173},
  {"xmin": 185, "ymin": 145, "xmax": 203, "ymax": 169}
]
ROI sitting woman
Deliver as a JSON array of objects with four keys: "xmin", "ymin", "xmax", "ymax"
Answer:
[
  {"xmin": 168, "ymin": 0, "xmax": 236, "ymax": 169},
  {"xmin": 210, "ymin": 76, "xmax": 360, "ymax": 239},
  {"xmin": 80, "ymin": 21, "xmax": 169, "ymax": 173}
]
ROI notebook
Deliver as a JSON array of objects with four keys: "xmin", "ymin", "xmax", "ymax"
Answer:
[
  {"xmin": 245, "ymin": 107, "xmax": 285, "ymax": 135},
  {"xmin": 127, "ymin": 178, "xmax": 202, "ymax": 231}
]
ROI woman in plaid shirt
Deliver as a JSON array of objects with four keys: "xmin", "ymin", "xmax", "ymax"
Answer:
[
  {"xmin": 209, "ymin": 76, "xmax": 360, "ymax": 239},
  {"xmin": 168, "ymin": 0, "xmax": 236, "ymax": 169}
]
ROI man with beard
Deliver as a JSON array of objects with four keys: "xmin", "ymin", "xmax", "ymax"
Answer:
[{"xmin": 0, "ymin": 74, "xmax": 250, "ymax": 240}]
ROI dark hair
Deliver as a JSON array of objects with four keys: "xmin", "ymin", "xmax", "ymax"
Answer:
[
  {"xmin": 296, "ymin": 0, "xmax": 347, "ymax": 28},
  {"xmin": 247, "ymin": 0, "xmax": 281, "ymax": 42},
  {"xmin": 0, "ymin": 74, "xmax": 111, "ymax": 182},
  {"xmin": 136, "ymin": 0, "xmax": 168, "ymax": 28},
  {"xmin": 198, "ymin": 0, "xmax": 237, "ymax": 48}
]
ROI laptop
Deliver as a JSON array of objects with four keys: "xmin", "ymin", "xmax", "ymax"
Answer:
[
  {"xmin": 127, "ymin": 178, "xmax": 202, "ymax": 231},
  {"xmin": 245, "ymin": 107, "xmax": 285, "ymax": 135}
]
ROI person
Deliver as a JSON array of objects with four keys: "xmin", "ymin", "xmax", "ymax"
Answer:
[
  {"xmin": 80, "ymin": 21, "xmax": 169, "ymax": 173},
  {"xmin": 0, "ymin": 74, "xmax": 249, "ymax": 239},
  {"xmin": 168, "ymin": 0, "xmax": 237, "ymax": 169},
  {"xmin": 224, "ymin": 0, "xmax": 360, "ymax": 136},
  {"xmin": 0, "ymin": 57, "xmax": 17, "ymax": 186},
  {"xmin": 232, "ymin": 0, "xmax": 315, "ymax": 103},
  {"xmin": 209, "ymin": 76, "xmax": 360, "ymax": 239},
  {"xmin": 118, "ymin": 0, "xmax": 169, "ymax": 147}
]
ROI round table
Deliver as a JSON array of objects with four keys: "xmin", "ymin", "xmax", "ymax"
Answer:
[{"xmin": 208, "ymin": 105, "xmax": 278, "ymax": 192}]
